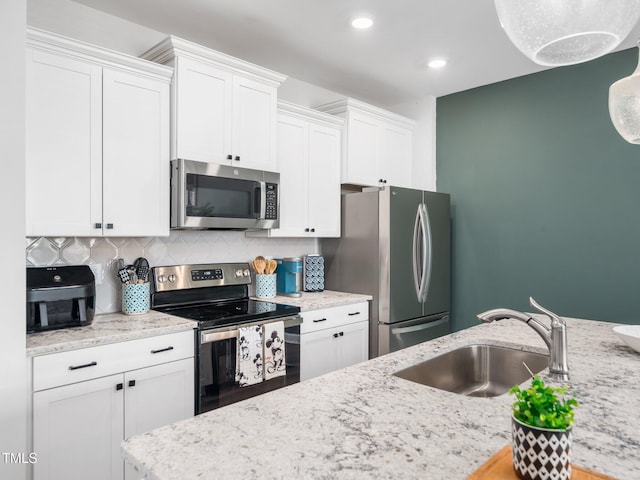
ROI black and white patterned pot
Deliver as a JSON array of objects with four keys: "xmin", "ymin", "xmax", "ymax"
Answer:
[{"xmin": 511, "ymin": 415, "xmax": 572, "ymax": 480}]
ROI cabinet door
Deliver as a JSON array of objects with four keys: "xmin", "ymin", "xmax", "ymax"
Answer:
[
  {"xmin": 26, "ymin": 48, "xmax": 102, "ymax": 237},
  {"xmin": 123, "ymin": 358, "xmax": 194, "ymax": 440},
  {"xmin": 231, "ymin": 76, "xmax": 278, "ymax": 171},
  {"xmin": 344, "ymin": 111, "xmax": 382, "ymax": 186},
  {"xmin": 273, "ymin": 113, "xmax": 309, "ymax": 236},
  {"xmin": 307, "ymin": 122, "xmax": 341, "ymax": 237},
  {"xmin": 33, "ymin": 374, "xmax": 124, "ymax": 480},
  {"xmin": 174, "ymin": 56, "xmax": 232, "ymax": 163},
  {"xmin": 102, "ymin": 69, "xmax": 170, "ymax": 236},
  {"xmin": 299, "ymin": 329, "xmax": 338, "ymax": 382},
  {"xmin": 336, "ymin": 321, "xmax": 369, "ymax": 370},
  {"xmin": 381, "ymin": 122, "xmax": 413, "ymax": 188}
]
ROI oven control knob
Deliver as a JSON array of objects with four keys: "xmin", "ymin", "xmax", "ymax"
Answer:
[
  {"xmin": 243, "ymin": 269, "xmax": 251, "ymax": 277},
  {"xmin": 168, "ymin": 274, "xmax": 176, "ymax": 283},
  {"xmin": 235, "ymin": 269, "xmax": 243, "ymax": 278},
  {"xmin": 157, "ymin": 274, "xmax": 166, "ymax": 283}
]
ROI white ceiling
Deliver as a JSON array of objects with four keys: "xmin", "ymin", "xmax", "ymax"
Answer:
[{"xmin": 73, "ymin": 0, "xmax": 640, "ymax": 107}]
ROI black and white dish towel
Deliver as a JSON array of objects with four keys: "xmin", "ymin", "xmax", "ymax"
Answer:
[
  {"xmin": 236, "ymin": 325, "xmax": 263, "ymax": 387},
  {"xmin": 263, "ymin": 321, "xmax": 286, "ymax": 380},
  {"xmin": 236, "ymin": 321, "xmax": 286, "ymax": 387}
]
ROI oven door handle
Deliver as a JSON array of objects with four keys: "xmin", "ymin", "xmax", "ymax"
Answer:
[
  {"xmin": 200, "ymin": 315, "xmax": 303, "ymax": 344},
  {"xmin": 201, "ymin": 329, "xmax": 238, "ymax": 344}
]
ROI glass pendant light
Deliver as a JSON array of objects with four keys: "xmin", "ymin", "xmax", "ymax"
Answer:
[
  {"xmin": 494, "ymin": 0, "xmax": 640, "ymax": 66},
  {"xmin": 609, "ymin": 44, "xmax": 640, "ymax": 144}
]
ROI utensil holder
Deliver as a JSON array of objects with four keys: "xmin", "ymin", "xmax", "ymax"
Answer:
[
  {"xmin": 255, "ymin": 274, "xmax": 277, "ymax": 299},
  {"xmin": 122, "ymin": 282, "xmax": 150, "ymax": 315}
]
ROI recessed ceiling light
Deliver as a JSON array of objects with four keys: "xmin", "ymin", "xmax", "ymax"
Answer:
[
  {"xmin": 427, "ymin": 58, "xmax": 447, "ymax": 69},
  {"xmin": 351, "ymin": 17, "xmax": 374, "ymax": 29}
]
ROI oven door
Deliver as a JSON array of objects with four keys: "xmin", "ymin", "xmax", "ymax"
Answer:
[
  {"xmin": 196, "ymin": 317, "xmax": 300, "ymax": 414},
  {"xmin": 171, "ymin": 159, "xmax": 279, "ymax": 230}
]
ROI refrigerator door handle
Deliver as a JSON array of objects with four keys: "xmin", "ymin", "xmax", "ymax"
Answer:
[
  {"xmin": 412, "ymin": 205, "xmax": 422, "ymax": 301},
  {"xmin": 416, "ymin": 203, "xmax": 430, "ymax": 303},
  {"xmin": 418, "ymin": 203, "xmax": 433, "ymax": 303},
  {"xmin": 391, "ymin": 316, "xmax": 449, "ymax": 334}
]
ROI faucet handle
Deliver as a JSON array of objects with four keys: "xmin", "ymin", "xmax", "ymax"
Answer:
[{"xmin": 529, "ymin": 297, "xmax": 565, "ymax": 326}]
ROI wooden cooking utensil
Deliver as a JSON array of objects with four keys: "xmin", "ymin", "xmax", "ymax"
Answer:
[
  {"xmin": 253, "ymin": 256, "xmax": 266, "ymax": 274},
  {"xmin": 267, "ymin": 259, "xmax": 277, "ymax": 274}
]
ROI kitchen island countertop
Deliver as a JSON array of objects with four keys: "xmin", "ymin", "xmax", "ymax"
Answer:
[{"xmin": 122, "ymin": 316, "xmax": 640, "ymax": 480}]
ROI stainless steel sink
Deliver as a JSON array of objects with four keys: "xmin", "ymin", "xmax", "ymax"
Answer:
[{"xmin": 393, "ymin": 344, "xmax": 549, "ymax": 397}]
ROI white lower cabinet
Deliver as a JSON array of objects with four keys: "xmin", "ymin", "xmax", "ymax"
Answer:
[
  {"xmin": 32, "ymin": 331, "xmax": 194, "ymax": 480},
  {"xmin": 299, "ymin": 302, "xmax": 369, "ymax": 381}
]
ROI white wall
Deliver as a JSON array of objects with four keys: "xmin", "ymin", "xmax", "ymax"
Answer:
[
  {"xmin": 278, "ymin": 76, "xmax": 342, "ymax": 109},
  {"xmin": 28, "ymin": 0, "xmax": 164, "ymax": 55},
  {"xmin": 1, "ymin": 1, "xmax": 28, "ymax": 479}
]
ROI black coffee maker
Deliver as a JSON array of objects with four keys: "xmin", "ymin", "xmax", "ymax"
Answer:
[{"xmin": 26, "ymin": 265, "xmax": 96, "ymax": 333}]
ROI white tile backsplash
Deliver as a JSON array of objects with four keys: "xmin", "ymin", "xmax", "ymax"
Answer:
[{"xmin": 26, "ymin": 231, "xmax": 318, "ymax": 314}]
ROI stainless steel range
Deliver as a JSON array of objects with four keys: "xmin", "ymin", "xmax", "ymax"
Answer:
[{"xmin": 150, "ymin": 262, "xmax": 301, "ymax": 414}]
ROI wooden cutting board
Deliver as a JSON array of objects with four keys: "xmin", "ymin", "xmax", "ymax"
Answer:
[{"xmin": 467, "ymin": 445, "xmax": 616, "ymax": 479}]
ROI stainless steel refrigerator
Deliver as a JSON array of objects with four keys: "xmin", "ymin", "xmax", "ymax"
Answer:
[{"xmin": 322, "ymin": 186, "xmax": 451, "ymax": 358}]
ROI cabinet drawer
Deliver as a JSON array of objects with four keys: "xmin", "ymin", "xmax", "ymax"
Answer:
[
  {"xmin": 300, "ymin": 302, "xmax": 369, "ymax": 334},
  {"xmin": 33, "ymin": 330, "xmax": 195, "ymax": 391}
]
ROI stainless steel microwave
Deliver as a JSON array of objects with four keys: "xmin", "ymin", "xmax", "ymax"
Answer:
[{"xmin": 170, "ymin": 159, "xmax": 280, "ymax": 230}]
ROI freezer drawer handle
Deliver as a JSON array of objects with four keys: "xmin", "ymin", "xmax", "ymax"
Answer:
[
  {"xmin": 68, "ymin": 361, "xmax": 97, "ymax": 371},
  {"xmin": 391, "ymin": 317, "xmax": 449, "ymax": 335},
  {"xmin": 312, "ymin": 318, "xmax": 328, "ymax": 323},
  {"xmin": 150, "ymin": 346, "xmax": 174, "ymax": 354}
]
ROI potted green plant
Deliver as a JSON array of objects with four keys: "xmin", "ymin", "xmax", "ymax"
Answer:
[{"xmin": 509, "ymin": 375, "xmax": 578, "ymax": 480}]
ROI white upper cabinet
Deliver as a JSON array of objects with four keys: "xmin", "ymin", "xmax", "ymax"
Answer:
[
  {"xmin": 141, "ymin": 36, "xmax": 285, "ymax": 172},
  {"xmin": 315, "ymin": 98, "xmax": 416, "ymax": 189},
  {"xmin": 172, "ymin": 57, "xmax": 232, "ymax": 164},
  {"xmin": 102, "ymin": 69, "xmax": 169, "ymax": 237},
  {"xmin": 25, "ymin": 28, "xmax": 172, "ymax": 238},
  {"xmin": 381, "ymin": 121, "xmax": 413, "ymax": 188},
  {"xmin": 248, "ymin": 101, "xmax": 342, "ymax": 238},
  {"xmin": 26, "ymin": 47, "xmax": 103, "ymax": 237}
]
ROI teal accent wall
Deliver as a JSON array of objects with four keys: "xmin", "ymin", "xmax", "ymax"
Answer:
[{"xmin": 437, "ymin": 48, "xmax": 640, "ymax": 331}]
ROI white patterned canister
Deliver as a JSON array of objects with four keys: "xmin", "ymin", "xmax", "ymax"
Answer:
[
  {"xmin": 255, "ymin": 274, "xmax": 277, "ymax": 299},
  {"xmin": 122, "ymin": 282, "xmax": 150, "ymax": 315},
  {"xmin": 511, "ymin": 415, "xmax": 572, "ymax": 480}
]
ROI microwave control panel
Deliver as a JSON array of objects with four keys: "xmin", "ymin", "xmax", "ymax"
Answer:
[{"xmin": 265, "ymin": 183, "xmax": 278, "ymax": 220}]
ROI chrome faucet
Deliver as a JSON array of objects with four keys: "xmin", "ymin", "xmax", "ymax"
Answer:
[{"xmin": 477, "ymin": 297, "xmax": 569, "ymax": 381}]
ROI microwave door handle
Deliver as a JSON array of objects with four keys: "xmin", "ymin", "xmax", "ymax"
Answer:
[{"xmin": 254, "ymin": 181, "xmax": 266, "ymax": 219}]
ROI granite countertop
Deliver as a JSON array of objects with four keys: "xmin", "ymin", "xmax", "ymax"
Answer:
[
  {"xmin": 121, "ymin": 316, "xmax": 640, "ymax": 480},
  {"xmin": 252, "ymin": 290, "xmax": 372, "ymax": 311},
  {"xmin": 26, "ymin": 311, "xmax": 196, "ymax": 356},
  {"xmin": 26, "ymin": 290, "xmax": 369, "ymax": 356}
]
